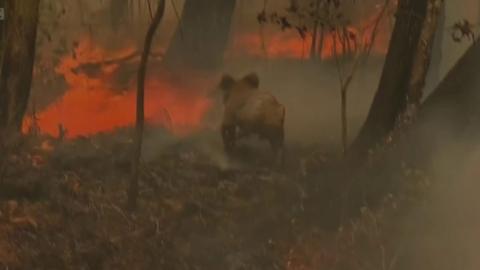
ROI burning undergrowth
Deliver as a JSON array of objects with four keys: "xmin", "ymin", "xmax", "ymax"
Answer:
[
  {"xmin": 0, "ymin": 127, "xmax": 300, "ymax": 269},
  {"xmin": 24, "ymin": 38, "xmax": 215, "ymax": 139},
  {"xmin": 230, "ymin": 21, "xmax": 390, "ymax": 60},
  {"xmin": 228, "ymin": 1, "xmax": 393, "ymax": 60},
  {"xmin": 0, "ymin": 127, "xmax": 429, "ymax": 269},
  {"xmin": 3, "ymin": 66, "xmax": 434, "ymax": 268}
]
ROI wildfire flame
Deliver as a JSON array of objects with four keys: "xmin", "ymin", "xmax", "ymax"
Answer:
[
  {"xmin": 24, "ymin": 38, "xmax": 213, "ymax": 139},
  {"xmin": 24, "ymin": 6, "xmax": 392, "ymax": 140},
  {"xmin": 230, "ymin": 10, "xmax": 391, "ymax": 59}
]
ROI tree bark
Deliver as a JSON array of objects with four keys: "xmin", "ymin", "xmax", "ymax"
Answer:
[
  {"xmin": 406, "ymin": 0, "xmax": 442, "ymax": 108},
  {"xmin": 310, "ymin": 0, "xmax": 321, "ymax": 59},
  {"xmin": 318, "ymin": 25, "xmax": 325, "ymax": 59},
  {"xmin": 0, "ymin": 0, "xmax": 40, "ymax": 137},
  {"xmin": 424, "ymin": 0, "xmax": 445, "ymax": 94},
  {"xmin": 128, "ymin": 0, "xmax": 166, "ymax": 210},
  {"xmin": 0, "ymin": 0, "xmax": 6, "ymax": 63},
  {"xmin": 164, "ymin": 0, "xmax": 236, "ymax": 70},
  {"xmin": 350, "ymin": 0, "xmax": 429, "ymax": 154}
]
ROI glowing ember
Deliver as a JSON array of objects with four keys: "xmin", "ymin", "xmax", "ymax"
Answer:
[{"xmin": 24, "ymin": 38, "xmax": 213, "ymax": 138}]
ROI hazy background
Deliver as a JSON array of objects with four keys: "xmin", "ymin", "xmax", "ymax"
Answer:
[{"xmin": 29, "ymin": 1, "xmax": 480, "ymax": 269}]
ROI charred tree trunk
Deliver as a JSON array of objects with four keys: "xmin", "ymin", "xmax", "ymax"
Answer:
[
  {"xmin": 425, "ymin": 0, "xmax": 445, "ymax": 94},
  {"xmin": 318, "ymin": 25, "xmax": 325, "ymax": 59},
  {"xmin": 0, "ymin": 0, "xmax": 40, "ymax": 138},
  {"xmin": 259, "ymin": 0, "xmax": 268, "ymax": 57},
  {"xmin": 406, "ymin": 0, "xmax": 443, "ymax": 108},
  {"xmin": 310, "ymin": 0, "xmax": 321, "ymax": 59},
  {"xmin": 128, "ymin": 0, "xmax": 166, "ymax": 210},
  {"xmin": 350, "ymin": 0, "xmax": 429, "ymax": 154},
  {"xmin": 164, "ymin": 0, "xmax": 236, "ymax": 70}
]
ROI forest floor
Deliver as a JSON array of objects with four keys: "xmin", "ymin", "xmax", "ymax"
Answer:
[{"xmin": 0, "ymin": 127, "xmax": 428, "ymax": 270}]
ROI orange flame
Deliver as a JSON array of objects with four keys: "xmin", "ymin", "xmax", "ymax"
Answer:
[
  {"xmin": 230, "ymin": 10, "xmax": 391, "ymax": 60},
  {"xmin": 25, "ymin": 7, "xmax": 392, "ymax": 139},
  {"xmin": 24, "ymin": 38, "xmax": 213, "ymax": 139}
]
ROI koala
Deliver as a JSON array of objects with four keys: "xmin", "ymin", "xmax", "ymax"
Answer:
[{"xmin": 218, "ymin": 72, "xmax": 285, "ymax": 163}]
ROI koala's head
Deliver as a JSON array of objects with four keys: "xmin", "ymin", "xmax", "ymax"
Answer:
[{"xmin": 218, "ymin": 72, "xmax": 259, "ymax": 103}]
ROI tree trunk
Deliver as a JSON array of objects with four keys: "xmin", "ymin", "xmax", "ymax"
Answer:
[
  {"xmin": 310, "ymin": 0, "xmax": 321, "ymax": 59},
  {"xmin": 424, "ymin": 0, "xmax": 445, "ymax": 94},
  {"xmin": 341, "ymin": 89, "xmax": 347, "ymax": 154},
  {"xmin": 164, "ymin": 0, "xmax": 236, "ymax": 70},
  {"xmin": 0, "ymin": 0, "xmax": 40, "ymax": 137},
  {"xmin": 0, "ymin": 0, "xmax": 6, "ymax": 62},
  {"xmin": 260, "ymin": 0, "xmax": 268, "ymax": 58},
  {"xmin": 128, "ymin": 0, "xmax": 166, "ymax": 210},
  {"xmin": 318, "ymin": 25, "xmax": 325, "ymax": 59},
  {"xmin": 350, "ymin": 0, "xmax": 429, "ymax": 154},
  {"xmin": 406, "ymin": 0, "xmax": 442, "ymax": 108}
]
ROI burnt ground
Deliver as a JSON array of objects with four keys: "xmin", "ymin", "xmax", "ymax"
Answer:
[{"xmin": 0, "ymin": 126, "xmax": 430, "ymax": 270}]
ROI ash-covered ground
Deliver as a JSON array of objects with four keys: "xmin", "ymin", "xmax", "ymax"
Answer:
[{"xmin": 0, "ymin": 118, "xmax": 431, "ymax": 270}]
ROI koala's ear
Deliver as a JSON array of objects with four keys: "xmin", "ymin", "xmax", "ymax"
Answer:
[
  {"xmin": 242, "ymin": 72, "xmax": 259, "ymax": 89},
  {"xmin": 219, "ymin": 74, "xmax": 235, "ymax": 91}
]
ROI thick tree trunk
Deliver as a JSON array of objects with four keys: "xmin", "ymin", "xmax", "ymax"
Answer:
[
  {"xmin": 164, "ymin": 0, "xmax": 236, "ymax": 70},
  {"xmin": 128, "ymin": 0, "xmax": 166, "ymax": 210},
  {"xmin": 0, "ymin": 0, "xmax": 40, "ymax": 137},
  {"xmin": 406, "ymin": 0, "xmax": 442, "ymax": 108},
  {"xmin": 350, "ymin": 0, "xmax": 429, "ymax": 154}
]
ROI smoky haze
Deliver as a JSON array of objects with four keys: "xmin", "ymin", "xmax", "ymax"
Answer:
[
  {"xmin": 394, "ymin": 112, "xmax": 480, "ymax": 269},
  {"xmin": 29, "ymin": 1, "xmax": 480, "ymax": 269},
  {"xmin": 399, "ymin": 142, "xmax": 480, "ymax": 270}
]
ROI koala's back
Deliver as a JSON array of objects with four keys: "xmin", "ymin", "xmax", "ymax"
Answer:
[
  {"xmin": 219, "ymin": 73, "xmax": 285, "ymax": 161},
  {"xmin": 235, "ymin": 90, "xmax": 285, "ymax": 135}
]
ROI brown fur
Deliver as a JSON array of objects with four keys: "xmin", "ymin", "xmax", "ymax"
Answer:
[{"xmin": 218, "ymin": 73, "xmax": 285, "ymax": 162}]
